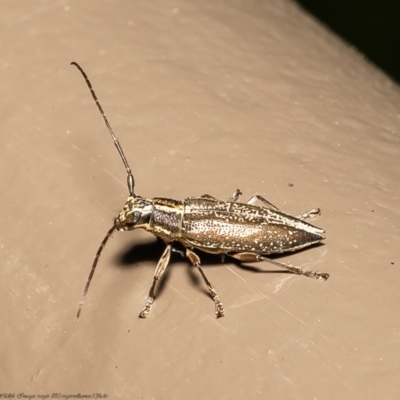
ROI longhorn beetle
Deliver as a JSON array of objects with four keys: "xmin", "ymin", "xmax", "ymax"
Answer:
[{"xmin": 71, "ymin": 61, "xmax": 329, "ymax": 319}]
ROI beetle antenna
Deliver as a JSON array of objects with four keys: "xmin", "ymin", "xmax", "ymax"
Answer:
[
  {"xmin": 77, "ymin": 224, "xmax": 116, "ymax": 318},
  {"xmin": 71, "ymin": 61, "xmax": 135, "ymax": 196}
]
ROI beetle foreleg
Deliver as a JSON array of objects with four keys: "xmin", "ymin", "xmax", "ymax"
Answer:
[
  {"xmin": 229, "ymin": 252, "xmax": 329, "ymax": 280},
  {"xmin": 139, "ymin": 243, "xmax": 172, "ymax": 318},
  {"xmin": 185, "ymin": 248, "xmax": 225, "ymax": 318}
]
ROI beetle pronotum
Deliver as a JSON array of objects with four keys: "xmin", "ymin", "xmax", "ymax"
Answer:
[{"xmin": 71, "ymin": 61, "xmax": 328, "ymax": 319}]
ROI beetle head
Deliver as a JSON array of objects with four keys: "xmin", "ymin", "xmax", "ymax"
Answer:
[{"xmin": 114, "ymin": 195, "xmax": 153, "ymax": 231}]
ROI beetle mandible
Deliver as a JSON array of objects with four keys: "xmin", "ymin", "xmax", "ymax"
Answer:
[{"xmin": 71, "ymin": 61, "xmax": 328, "ymax": 319}]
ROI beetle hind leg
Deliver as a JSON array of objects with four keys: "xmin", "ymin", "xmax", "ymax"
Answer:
[
  {"xmin": 229, "ymin": 252, "xmax": 329, "ymax": 280},
  {"xmin": 245, "ymin": 195, "xmax": 322, "ymax": 221},
  {"xmin": 186, "ymin": 248, "xmax": 225, "ymax": 318},
  {"xmin": 295, "ymin": 208, "xmax": 321, "ymax": 220},
  {"xmin": 139, "ymin": 243, "xmax": 172, "ymax": 318},
  {"xmin": 245, "ymin": 194, "xmax": 280, "ymax": 211}
]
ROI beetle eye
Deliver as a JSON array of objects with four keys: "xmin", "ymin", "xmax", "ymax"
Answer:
[
  {"xmin": 132, "ymin": 211, "xmax": 140, "ymax": 224},
  {"xmin": 115, "ymin": 210, "xmax": 141, "ymax": 231},
  {"xmin": 125, "ymin": 211, "xmax": 140, "ymax": 226}
]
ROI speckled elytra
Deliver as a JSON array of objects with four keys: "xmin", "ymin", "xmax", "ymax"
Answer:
[{"xmin": 71, "ymin": 61, "xmax": 328, "ymax": 319}]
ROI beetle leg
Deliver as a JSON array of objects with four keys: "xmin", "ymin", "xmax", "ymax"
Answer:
[
  {"xmin": 139, "ymin": 243, "xmax": 173, "ymax": 318},
  {"xmin": 246, "ymin": 194, "xmax": 280, "ymax": 211},
  {"xmin": 171, "ymin": 245, "xmax": 186, "ymax": 258},
  {"xmin": 229, "ymin": 252, "xmax": 329, "ymax": 280},
  {"xmin": 201, "ymin": 189, "xmax": 242, "ymax": 203},
  {"xmin": 228, "ymin": 189, "xmax": 242, "ymax": 202},
  {"xmin": 200, "ymin": 194, "xmax": 218, "ymax": 200},
  {"xmin": 185, "ymin": 248, "xmax": 225, "ymax": 318},
  {"xmin": 295, "ymin": 208, "xmax": 321, "ymax": 220},
  {"xmin": 247, "ymin": 195, "xmax": 321, "ymax": 221}
]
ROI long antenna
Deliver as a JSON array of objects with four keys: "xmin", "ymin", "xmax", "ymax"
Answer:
[
  {"xmin": 71, "ymin": 61, "xmax": 135, "ymax": 196},
  {"xmin": 77, "ymin": 225, "xmax": 116, "ymax": 318}
]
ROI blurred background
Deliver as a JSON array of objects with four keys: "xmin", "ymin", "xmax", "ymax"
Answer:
[{"xmin": 297, "ymin": 0, "xmax": 400, "ymax": 84}]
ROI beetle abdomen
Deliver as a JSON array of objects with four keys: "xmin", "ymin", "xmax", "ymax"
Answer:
[{"xmin": 181, "ymin": 197, "xmax": 324, "ymax": 254}]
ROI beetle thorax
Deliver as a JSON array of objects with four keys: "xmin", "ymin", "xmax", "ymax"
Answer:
[{"xmin": 115, "ymin": 195, "xmax": 154, "ymax": 231}]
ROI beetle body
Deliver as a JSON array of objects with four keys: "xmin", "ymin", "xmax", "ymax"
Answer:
[
  {"xmin": 71, "ymin": 61, "xmax": 328, "ymax": 319},
  {"xmin": 113, "ymin": 192, "xmax": 327, "ymax": 318},
  {"xmin": 116, "ymin": 195, "xmax": 324, "ymax": 256}
]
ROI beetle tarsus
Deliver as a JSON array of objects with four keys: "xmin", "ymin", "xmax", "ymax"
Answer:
[
  {"xmin": 304, "ymin": 270, "xmax": 329, "ymax": 280},
  {"xmin": 295, "ymin": 208, "xmax": 321, "ymax": 220},
  {"xmin": 186, "ymin": 248, "xmax": 224, "ymax": 318},
  {"xmin": 139, "ymin": 297, "xmax": 154, "ymax": 318},
  {"xmin": 211, "ymin": 290, "xmax": 225, "ymax": 318},
  {"xmin": 228, "ymin": 189, "xmax": 242, "ymax": 202},
  {"xmin": 139, "ymin": 280, "xmax": 157, "ymax": 318}
]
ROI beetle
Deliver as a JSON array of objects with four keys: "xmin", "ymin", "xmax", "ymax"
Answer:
[{"xmin": 71, "ymin": 61, "xmax": 328, "ymax": 319}]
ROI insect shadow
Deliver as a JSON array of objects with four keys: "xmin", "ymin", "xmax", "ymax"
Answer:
[
  {"xmin": 115, "ymin": 238, "xmax": 209, "ymax": 299},
  {"xmin": 114, "ymin": 238, "xmax": 325, "ymax": 301}
]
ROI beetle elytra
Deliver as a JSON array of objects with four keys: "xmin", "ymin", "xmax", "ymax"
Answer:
[{"xmin": 71, "ymin": 61, "xmax": 328, "ymax": 319}]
